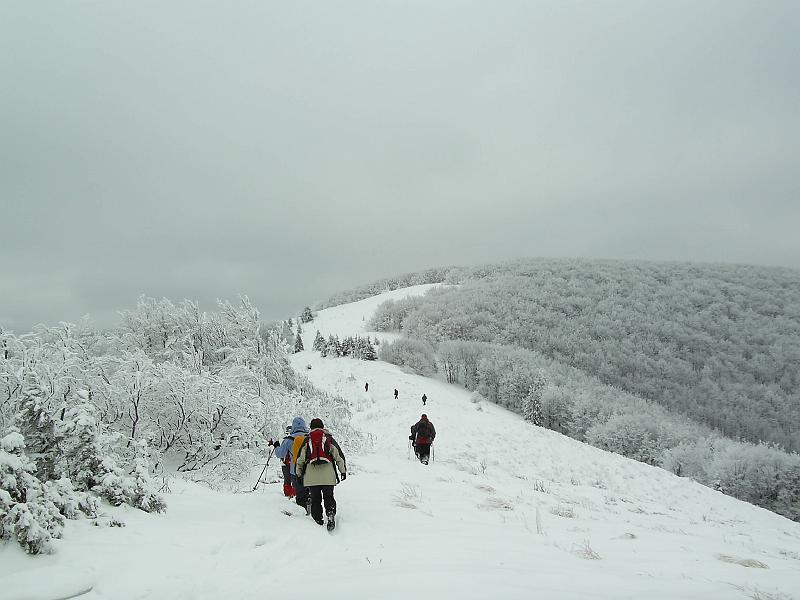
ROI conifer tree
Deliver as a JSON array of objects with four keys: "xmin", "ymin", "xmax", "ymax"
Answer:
[
  {"xmin": 363, "ymin": 338, "xmax": 378, "ymax": 361},
  {"xmin": 15, "ymin": 375, "xmax": 60, "ymax": 482},
  {"xmin": 312, "ymin": 330, "xmax": 325, "ymax": 352},
  {"xmin": 300, "ymin": 306, "xmax": 314, "ymax": 323},
  {"xmin": 294, "ymin": 332, "xmax": 304, "ymax": 353},
  {"xmin": 0, "ymin": 431, "xmax": 64, "ymax": 554}
]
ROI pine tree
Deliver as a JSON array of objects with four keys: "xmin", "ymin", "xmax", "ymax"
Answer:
[
  {"xmin": 15, "ymin": 376, "xmax": 60, "ymax": 482},
  {"xmin": 341, "ymin": 336, "xmax": 354, "ymax": 358},
  {"xmin": 312, "ymin": 330, "xmax": 325, "ymax": 352},
  {"xmin": 300, "ymin": 306, "xmax": 314, "ymax": 323},
  {"xmin": 522, "ymin": 385, "xmax": 544, "ymax": 426},
  {"xmin": 0, "ymin": 431, "xmax": 64, "ymax": 554},
  {"xmin": 127, "ymin": 440, "xmax": 167, "ymax": 513},
  {"xmin": 363, "ymin": 338, "xmax": 378, "ymax": 361},
  {"xmin": 59, "ymin": 392, "xmax": 130, "ymax": 506},
  {"xmin": 294, "ymin": 332, "xmax": 304, "ymax": 353}
]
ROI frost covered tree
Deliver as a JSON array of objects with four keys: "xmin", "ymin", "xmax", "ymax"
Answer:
[
  {"xmin": 0, "ymin": 431, "xmax": 64, "ymax": 555},
  {"xmin": 294, "ymin": 332, "xmax": 304, "ymax": 353},
  {"xmin": 127, "ymin": 440, "xmax": 167, "ymax": 513},
  {"xmin": 300, "ymin": 306, "xmax": 314, "ymax": 323},
  {"xmin": 312, "ymin": 330, "xmax": 325, "ymax": 352},
  {"xmin": 15, "ymin": 375, "xmax": 61, "ymax": 482}
]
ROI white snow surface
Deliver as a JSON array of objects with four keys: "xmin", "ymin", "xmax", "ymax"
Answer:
[{"xmin": 2, "ymin": 284, "xmax": 800, "ymax": 600}]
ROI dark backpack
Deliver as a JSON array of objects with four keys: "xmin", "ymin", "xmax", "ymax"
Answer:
[
  {"xmin": 305, "ymin": 429, "xmax": 334, "ymax": 466},
  {"xmin": 415, "ymin": 420, "xmax": 434, "ymax": 444}
]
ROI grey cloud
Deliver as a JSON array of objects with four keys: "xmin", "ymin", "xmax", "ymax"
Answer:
[{"xmin": 1, "ymin": 0, "xmax": 798, "ymax": 332}]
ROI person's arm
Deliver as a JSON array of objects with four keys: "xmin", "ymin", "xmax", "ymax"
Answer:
[
  {"xmin": 274, "ymin": 437, "xmax": 291, "ymax": 460},
  {"xmin": 332, "ymin": 444, "xmax": 346, "ymax": 478},
  {"xmin": 430, "ymin": 423, "xmax": 436, "ymax": 440},
  {"xmin": 295, "ymin": 443, "xmax": 307, "ymax": 477}
]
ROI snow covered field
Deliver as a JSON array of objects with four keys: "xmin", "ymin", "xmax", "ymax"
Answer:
[{"xmin": 2, "ymin": 285, "xmax": 799, "ymax": 600}]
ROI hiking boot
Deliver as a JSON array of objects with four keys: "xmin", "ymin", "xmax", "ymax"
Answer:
[
  {"xmin": 315, "ymin": 518, "xmax": 324, "ymax": 526},
  {"xmin": 422, "ymin": 459, "xmax": 429, "ymax": 465}
]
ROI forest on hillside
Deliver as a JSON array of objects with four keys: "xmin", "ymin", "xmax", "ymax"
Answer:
[
  {"xmin": 325, "ymin": 258, "xmax": 800, "ymax": 520},
  {"xmin": 357, "ymin": 259, "xmax": 800, "ymax": 451}
]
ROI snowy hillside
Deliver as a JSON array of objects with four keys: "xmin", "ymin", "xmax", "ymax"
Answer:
[{"xmin": 2, "ymin": 285, "xmax": 799, "ymax": 600}]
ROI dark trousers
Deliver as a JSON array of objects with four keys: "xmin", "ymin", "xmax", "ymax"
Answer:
[
  {"xmin": 282, "ymin": 465, "xmax": 295, "ymax": 497},
  {"xmin": 292, "ymin": 474, "xmax": 309, "ymax": 509},
  {"xmin": 415, "ymin": 443, "xmax": 431, "ymax": 463},
  {"xmin": 309, "ymin": 485, "xmax": 336, "ymax": 523}
]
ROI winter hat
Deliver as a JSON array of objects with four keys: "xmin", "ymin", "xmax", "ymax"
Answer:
[
  {"xmin": 421, "ymin": 414, "xmax": 427, "ymax": 419},
  {"xmin": 309, "ymin": 417, "xmax": 324, "ymax": 429}
]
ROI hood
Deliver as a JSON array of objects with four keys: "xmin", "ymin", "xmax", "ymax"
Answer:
[{"xmin": 291, "ymin": 416, "xmax": 308, "ymax": 434}]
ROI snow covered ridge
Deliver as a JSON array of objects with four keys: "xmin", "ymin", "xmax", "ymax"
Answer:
[
  {"xmin": 354, "ymin": 265, "xmax": 800, "ymax": 521},
  {"xmin": 1, "ymin": 285, "xmax": 799, "ymax": 599}
]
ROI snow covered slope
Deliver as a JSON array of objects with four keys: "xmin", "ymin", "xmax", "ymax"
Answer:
[{"xmin": 2, "ymin": 285, "xmax": 799, "ymax": 600}]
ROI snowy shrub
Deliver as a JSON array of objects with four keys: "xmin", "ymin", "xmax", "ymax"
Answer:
[
  {"xmin": 0, "ymin": 431, "xmax": 64, "ymax": 555},
  {"xmin": 379, "ymin": 338, "xmax": 437, "ymax": 376}
]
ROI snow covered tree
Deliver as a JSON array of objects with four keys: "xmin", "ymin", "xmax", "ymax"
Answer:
[
  {"xmin": 312, "ymin": 330, "xmax": 325, "ymax": 352},
  {"xmin": 58, "ymin": 392, "xmax": 130, "ymax": 506},
  {"xmin": 15, "ymin": 375, "xmax": 61, "ymax": 482},
  {"xmin": 294, "ymin": 332, "xmax": 304, "ymax": 353},
  {"xmin": 127, "ymin": 440, "xmax": 166, "ymax": 513},
  {"xmin": 363, "ymin": 338, "xmax": 377, "ymax": 361},
  {"xmin": 0, "ymin": 431, "xmax": 64, "ymax": 555},
  {"xmin": 300, "ymin": 306, "xmax": 314, "ymax": 323},
  {"xmin": 522, "ymin": 387, "xmax": 544, "ymax": 426}
]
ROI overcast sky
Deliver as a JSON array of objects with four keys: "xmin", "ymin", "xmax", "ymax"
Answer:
[{"xmin": 2, "ymin": 1, "xmax": 799, "ymax": 332}]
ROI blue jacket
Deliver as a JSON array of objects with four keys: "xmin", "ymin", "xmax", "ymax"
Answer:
[{"xmin": 275, "ymin": 417, "xmax": 308, "ymax": 475}]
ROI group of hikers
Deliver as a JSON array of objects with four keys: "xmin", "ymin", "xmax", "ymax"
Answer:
[
  {"xmin": 266, "ymin": 395, "xmax": 436, "ymax": 530},
  {"xmin": 269, "ymin": 416, "xmax": 347, "ymax": 531}
]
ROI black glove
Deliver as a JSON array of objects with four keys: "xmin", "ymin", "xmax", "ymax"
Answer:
[
  {"xmin": 409, "ymin": 435, "xmax": 414, "ymax": 440},
  {"xmin": 341, "ymin": 472, "xmax": 347, "ymax": 480}
]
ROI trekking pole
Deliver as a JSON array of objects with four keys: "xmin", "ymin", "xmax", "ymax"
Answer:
[
  {"xmin": 407, "ymin": 440, "xmax": 411, "ymax": 460},
  {"xmin": 431, "ymin": 444, "xmax": 434, "ymax": 463},
  {"xmin": 252, "ymin": 448, "xmax": 275, "ymax": 491}
]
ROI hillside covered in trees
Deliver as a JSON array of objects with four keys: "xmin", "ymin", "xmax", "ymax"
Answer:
[{"xmin": 319, "ymin": 258, "xmax": 800, "ymax": 519}]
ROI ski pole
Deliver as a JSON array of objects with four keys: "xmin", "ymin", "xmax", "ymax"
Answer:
[
  {"xmin": 252, "ymin": 448, "xmax": 275, "ymax": 491},
  {"xmin": 431, "ymin": 444, "xmax": 434, "ymax": 463}
]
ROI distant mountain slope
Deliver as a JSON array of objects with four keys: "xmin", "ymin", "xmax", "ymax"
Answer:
[{"xmin": 330, "ymin": 258, "xmax": 800, "ymax": 453}]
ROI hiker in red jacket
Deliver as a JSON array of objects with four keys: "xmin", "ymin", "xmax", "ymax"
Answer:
[
  {"xmin": 296, "ymin": 418, "xmax": 347, "ymax": 530},
  {"xmin": 410, "ymin": 414, "xmax": 436, "ymax": 465}
]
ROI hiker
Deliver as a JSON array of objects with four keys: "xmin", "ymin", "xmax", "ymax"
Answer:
[
  {"xmin": 274, "ymin": 425, "xmax": 295, "ymax": 498},
  {"xmin": 422, "ymin": 393, "xmax": 427, "ymax": 406},
  {"xmin": 365, "ymin": 382, "xmax": 369, "ymax": 392},
  {"xmin": 394, "ymin": 388, "xmax": 398, "ymax": 400},
  {"xmin": 410, "ymin": 414, "xmax": 436, "ymax": 465},
  {"xmin": 296, "ymin": 418, "xmax": 347, "ymax": 530},
  {"xmin": 274, "ymin": 416, "xmax": 310, "ymax": 513}
]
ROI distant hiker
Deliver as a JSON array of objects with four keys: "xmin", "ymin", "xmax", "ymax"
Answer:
[
  {"xmin": 422, "ymin": 393, "xmax": 427, "ymax": 406},
  {"xmin": 365, "ymin": 382, "xmax": 369, "ymax": 392},
  {"xmin": 394, "ymin": 388, "xmax": 398, "ymax": 400},
  {"xmin": 296, "ymin": 418, "xmax": 347, "ymax": 530},
  {"xmin": 410, "ymin": 414, "xmax": 436, "ymax": 465},
  {"xmin": 274, "ymin": 416, "xmax": 310, "ymax": 513},
  {"xmin": 273, "ymin": 425, "xmax": 295, "ymax": 498}
]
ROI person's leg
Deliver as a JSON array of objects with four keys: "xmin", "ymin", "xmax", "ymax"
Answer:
[
  {"xmin": 418, "ymin": 444, "xmax": 430, "ymax": 463},
  {"xmin": 294, "ymin": 475, "xmax": 310, "ymax": 513},
  {"xmin": 321, "ymin": 485, "xmax": 336, "ymax": 517},
  {"xmin": 309, "ymin": 486, "xmax": 324, "ymax": 524}
]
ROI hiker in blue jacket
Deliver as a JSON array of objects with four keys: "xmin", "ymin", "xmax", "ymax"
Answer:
[{"xmin": 274, "ymin": 416, "xmax": 310, "ymax": 512}]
